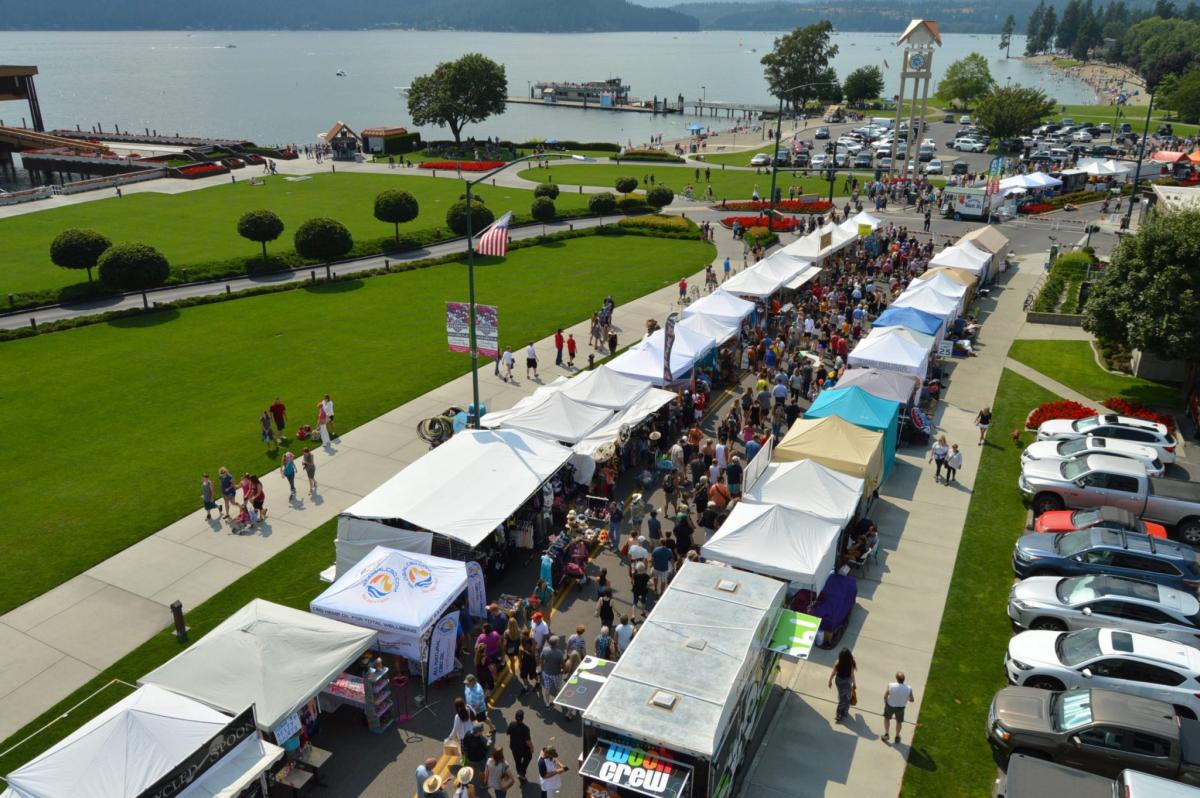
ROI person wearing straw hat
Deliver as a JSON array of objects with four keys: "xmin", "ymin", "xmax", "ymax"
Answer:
[
  {"xmin": 452, "ymin": 767, "xmax": 475, "ymax": 798},
  {"xmin": 423, "ymin": 774, "xmax": 447, "ymax": 798}
]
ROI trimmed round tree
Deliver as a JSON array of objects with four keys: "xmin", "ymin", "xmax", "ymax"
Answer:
[
  {"xmin": 373, "ymin": 189, "xmax": 420, "ymax": 243},
  {"xmin": 646, "ymin": 185, "xmax": 675, "ymax": 210},
  {"xmin": 615, "ymin": 176, "xmax": 638, "ymax": 196},
  {"xmin": 236, "ymin": 209, "xmax": 285, "ymax": 260},
  {"xmin": 588, "ymin": 192, "xmax": 617, "ymax": 215},
  {"xmin": 446, "ymin": 199, "xmax": 495, "ymax": 237},
  {"xmin": 533, "ymin": 182, "xmax": 560, "ymax": 200},
  {"xmin": 97, "ymin": 242, "xmax": 170, "ymax": 290},
  {"xmin": 531, "ymin": 196, "xmax": 556, "ymax": 235},
  {"xmin": 50, "ymin": 228, "xmax": 111, "ymax": 284},
  {"xmin": 294, "ymin": 218, "xmax": 353, "ymax": 278}
]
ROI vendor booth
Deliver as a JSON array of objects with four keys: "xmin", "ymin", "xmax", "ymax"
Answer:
[
  {"xmin": 742, "ymin": 460, "xmax": 865, "ymax": 526},
  {"xmin": 719, "ymin": 266, "xmax": 785, "ymax": 298},
  {"xmin": 847, "ymin": 327, "xmax": 931, "ymax": 379},
  {"xmin": 839, "ymin": 210, "xmax": 882, "ymax": 237},
  {"xmin": 929, "ymin": 240, "xmax": 992, "ymax": 280},
  {"xmin": 906, "ymin": 271, "xmax": 969, "ymax": 314},
  {"xmin": 781, "ymin": 223, "xmax": 855, "ymax": 260},
  {"xmin": 958, "ymin": 225, "xmax": 1009, "ymax": 267},
  {"xmin": 580, "ymin": 561, "xmax": 791, "ymax": 798},
  {"xmin": 701, "ymin": 501, "xmax": 842, "ymax": 594},
  {"xmin": 805, "ymin": 386, "xmax": 901, "ymax": 478},
  {"xmin": 140, "ymin": 600, "xmax": 378, "ymax": 743},
  {"xmin": 607, "ymin": 325, "xmax": 716, "ymax": 384},
  {"xmin": 871, "ymin": 305, "xmax": 943, "ymax": 337},
  {"xmin": 678, "ymin": 312, "xmax": 739, "ymax": 345},
  {"xmin": 750, "ymin": 251, "xmax": 808, "ymax": 285},
  {"xmin": 834, "ymin": 367, "xmax": 919, "ymax": 406},
  {"xmin": 1, "ymin": 685, "xmax": 282, "ymax": 798},
  {"xmin": 784, "ymin": 263, "xmax": 823, "ymax": 291},
  {"xmin": 681, "ymin": 290, "xmax": 754, "ymax": 327},
  {"xmin": 775, "ymin": 415, "xmax": 885, "ymax": 494},
  {"xmin": 482, "ymin": 391, "xmax": 614, "ymax": 444},
  {"xmin": 916, "ymin": 265, "xmax": 977, "ymax": 290},
  {"xmin": 888, "ymin": 287, "xmax": 959, "ymax": 332},
  {"xmin": 558, "ymin": 365, "xmax": 653, "ymax": 409}
]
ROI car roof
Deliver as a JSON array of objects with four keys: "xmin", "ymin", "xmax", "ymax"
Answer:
[
  {"xmin": 1078, "ymin": 437, "xmax": 1159, "ymax": 459},
  {"xmin": 1093, "ymin": 414, "xmax": 1170, "ymax": 435},
  {"xmin": 1082, "ymin": 454, "xmax": 1150, "ymax": 476},
  {"xmin": 1097, "ymin": 628, "xmax": 1200, "ymax": 671},
  {"xmin": 1090, "ymin": 688, "xmax": 1183, "ymax": 733},
  {"xmin": 1086, "ymin": 528, "xmax": 1191, "ymax": 559}
]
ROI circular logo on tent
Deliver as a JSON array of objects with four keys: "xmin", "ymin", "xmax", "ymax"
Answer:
[
  {"xmin": 362, "ymin": 567, "xmax": 400, "ymax": 602},
  {"xmin": 437, "ymin": 616, "xmax": 458, "ymax": 635},
  {"xmin": 403, "ymin": 561, "xmax": 437, "ymax": 592}
]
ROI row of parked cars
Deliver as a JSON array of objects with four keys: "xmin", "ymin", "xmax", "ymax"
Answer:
[{"xmin": 990, "ymin": 413, "xmax": 1200, "ymax": 795}]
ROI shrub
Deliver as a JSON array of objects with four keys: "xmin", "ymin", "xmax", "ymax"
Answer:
[
  {"xmin": 1031, "ymin": 251, "xmax": 1094, "ymax": 313},
  {"xmin": 617, "ymin": 215, "xmax": 693, "ymax": 233},
  {"xmin": 418, "ymin": 160, "xmax": 505, "ymax": 171},
  {"xmin": 533, "ymin": 183, "xmax": 560, "ymax": 200},
  {"xmin": 714, "ymin": 199, "xmax": 834, "ymax": 214},
  {"xmin": 294, "ymin": 218, "xmax": 353, "ymax": 263},
  {"xmin": 610, "ymin": 149, "xmax": 685, "ymax": 163},
  {"xmin": 588, "ymin": 192, "xmax": 617, "ymax": 215},
  {"xmin": 1026, "ymin": 400, "xmax": 1095, "ymax": 429},
  {"xmin": 530, "ymin": 196, "xmax": 556, "ymax": 233},
  {"xmin": 446, "ymin": 199, "xmax": 495, "ymax": 236},
  {"xmin": 49, "ymin": 228, "xmax": 111, "ymax": 284},
  {"xmin": 744, "ymin": 226, "xmax": 780, "ymax": 249},
  {"xmin": 236, "ymin": 209, "xmax": 285, "ymax": 259},
  {"xmin": 616, "ymin": 197, "xmax": 651, "ymax": 214},
  {"xmin": 97, "ymin": 242, "xmax": 171, "ymax": 289},
  {"xmin": 720, "ymin": 215, "xmax": 801, "ymax": 232},
  {"xmin": 645, "ymin": 185, "xmax": 675, "ymax": 210},
  {"xmin": 373, "ymin": 189, "xmax": 420, "ymax": 242},
  {"xmin": 615, "ymin": 176, "xmax": 639, "ymax": 195}
]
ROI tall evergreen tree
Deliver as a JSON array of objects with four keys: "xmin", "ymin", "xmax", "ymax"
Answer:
[
  {"xmin": 1026, "ymin": 0, "xmax": 1047, "ymax": 55},
  {"xmin": 1000, "ymin": 15, "xmax": 1016, "ymax": 57}
]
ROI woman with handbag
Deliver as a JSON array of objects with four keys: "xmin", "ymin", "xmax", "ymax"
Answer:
[
  {"xmin": 827, "ymin": 647, "xmax": 857, "ymax": 723},
  {"xmin": 484, "ymin": 749, "xmax": 516, "ymax": 798}
]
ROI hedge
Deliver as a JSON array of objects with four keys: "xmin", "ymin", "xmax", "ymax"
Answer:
[
  {"xmin": 1031, "ymin": 251, "xmax": 1094, "ymax": 313},
  {"xmin": 616, "ymin": 215, "xmax": 696, "ymax": 235},
  {"xmin": 744, "ymin": 226, "xmax": 780, "ymax": 249},
  {"xmin": 610, "ymin": 150, "xmax": 686, "ymax": 163}
]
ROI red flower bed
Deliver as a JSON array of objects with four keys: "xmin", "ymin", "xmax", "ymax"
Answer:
[
  {"xmin": 1103, "ymin": 398, "xmax": 1176, "ymax": 434},
  {"xmin": 719, "ymin": 215, "xmax": 802, "ymax": 232},
  {"xmin": 176, "ymin": 163, "xmax": 229, "ymax": 179},
  {"xmin": 1026, "ymin": 400, "xmax": 1094, "ymax": 429},
  {"xmin": 1018, "ymin": 203, "xmax": 1054, "ymax": 215},
  {"xmin": 714, "ymin": 199, "xmax": 834, "ymax": 214},
  {"xmin": 418, "ymin": 160, "xmax": 506, "ymax": 171}
]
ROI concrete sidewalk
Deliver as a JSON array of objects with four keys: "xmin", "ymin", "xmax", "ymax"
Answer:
[
  {"xmin": 0, "ymin": 219, "xmax": 739, "ymax": 743},
  {"xmin": 744, "ymin": 253, "xmax": 1048, "ymax": 797}
]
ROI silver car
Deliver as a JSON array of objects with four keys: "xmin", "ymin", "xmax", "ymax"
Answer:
[
  {"xmin": 1022, "ymin": 436, "xmax": 1165, "ymax": 477},
  {"xmin": 1009, "ymin": 574, "xmax": 1200, "ymax": 644}
]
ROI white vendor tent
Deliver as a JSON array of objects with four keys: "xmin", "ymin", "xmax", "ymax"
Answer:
[
  {"xmin": 719, "ymin": 265, "xmax": 785, "ymax": 298},
  {"xmin": 840, "ymin": 210, "xmax": 882, "ymax": 235},
  {"xmin": 140, "ymin": 599, "xmax": 377, "ymax": 733},
  {"xmin": 751, "ymin": 251, "xmax": 808, "ymax": 284},
  {"xmin": 998, "ymin": 171, "xmax": 1063, "ymax": 192},
  {"xmin": 607, "ymin": 325, "xmax": 716, "ymax": 383},
  {"xmin": 834, "ymin": 367, "xmax": 920, "ymax": 405},
  {"xmin": 573, "ymin": 387, "xmax": 677, "ymax": 459},
  {"xmin": 782, "ymin": 224, "xmax": 856, "ymax": 260},
  {"xmin": 483, "ymin": 391, "xmax": 615, "ymax": 444},
  {"xmin": 680, "ymin": 289, "xmax": 754, "ymax": 327},
  {"xmin": 785, "ymin": 264, "xmax": 823, "ymax": 291},
  {"xmin": 743, "ymin": 460, "xmax": 865, "ymax": 527},
  {"xmin": 930, "ymin": 240, "xmax": 992, "ymax": 278},
  {"xmin": 700, "ymin": 501, "xmax": 842, "ymax": 593},
  {"xmin": 340, "ymin": 429, "xmax": 572, "ymax": 548},
  {"xmin": 847, "ymin": 327, "xmax": 931, "ymax": 378},
  {"xmin": 678, "ymin": 311, "xmax": 739, "ymax": 344},
  {"xmin": 310, "ymin": 546, "xmax": 468, "ymax": 661},
  {"xmin": 890, "ymin": 284, "xmax": 961, "ymax": 325},
  {"xmin": 0, "ymin": 685, "xmax": 282, "ymax": 798},
  {"xmin": 558, "ymin": 365, "xmax": 652, "ymax": 409},
  {"xmin": 902, "ymin": 274, "xmax": 968, "ymax": 315}
]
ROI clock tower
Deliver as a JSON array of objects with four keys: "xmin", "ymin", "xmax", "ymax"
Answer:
[{"xmin": 890, "ymin": 20, "xmax": 942, "ymax": 181}]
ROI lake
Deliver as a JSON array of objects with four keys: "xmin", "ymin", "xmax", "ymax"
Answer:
[{"xmin": 0, "ymin": 30, "xmax": 1094, "ymax": 146}]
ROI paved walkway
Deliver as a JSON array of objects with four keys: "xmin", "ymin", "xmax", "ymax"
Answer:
[
  {"xmin": 1005, "ymin": 358, "xmax": 1109, "ymax": 413},
  {"xmin": 0, "ymin": 214, "xmax": 742, "ymax": 742}
]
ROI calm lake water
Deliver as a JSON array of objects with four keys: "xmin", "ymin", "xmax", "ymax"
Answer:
[{"xmin": 0, "ymin": 30, "xmax": 1093, "ymax": 146}]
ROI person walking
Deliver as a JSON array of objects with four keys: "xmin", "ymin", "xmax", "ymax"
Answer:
[
  {"xmin": 537, "ymin": 747, "xmax": 567, "ymax": 798},
  {"xmin": 614, "ymin": 615, "xmax": 635, "ymax": 657},
  {"xmin": 929, "ymin": 435, "xmax": 949, "ymax": 483},
  {"xmin": 506, "ymin": 709, "xmax": 534, "ymax": 784},
  {"xmin": 217, "ymin": 467, "xmax": 236, "ymax": 519},
  {"xmin": 553, "ymin": 329, "xmax": 564, "ymax": 367},
  {"xmin": 260, "ymin": 410, "xmax": 275, "ymax": 451},
  {"xmin": 484, "ymin": 749, "xmax": 515, "ymax": 798},
  {"xmin": 723, "ymin": 256, "xmax": 731, "ymax": 282},
  {"xmin": 517, "ymin": 629, "xmax": 538, "ymax": 694},
  {"xmin": 321, "ymin": 394, "xmax": 335, "ymax": 438},
  {"xmin": 975, "ymin": 406, "xmax": 992, "ymax": 445},
  {"xmin": 539, "ymin": 636, "xmax": 565, "ymax": 705},
  {"xmin": 882, "ymin": 671, "xmax": 916, "ymax": 744},
  {"xmin": 607, "ymin": 500, "xmax": 624, "ymax": 551},
  {"xmin": 279, "ymin": 451, "xmax": 297, "ymax": 499},
  {"xmin": 525, "ymin": 342, "xmax": 539, "ymax": 380},
  {"xmin": 566, "ymin": 334, "xmax": 577, "ymax": 368},
  {"xmin": 827, "ymin": 648, "xmax": 857, "ymax": 723},
  {"xmin": 594, "ymin": 625, "xmax": 614, "ymax": 659},
  {"xmin": 269, "ymin": 396, "xmax": 287, "ymax": 439},
  {"xmin": 945, "ymin": 443, "xmax": 963, "ymax": 484},
  {"xmin": 248, "ymin": 475, "xmax": 267, "ymax": 521},
  {"xmin": 451, "ymin": 770, "xmax": 474, "ymax": 798},
  {"xmin": 201, "ymin": 474, "xmax": 217, "ymax": 520},
  {"xmin": 301, "ymin": 448, "xmax": 317, "ymax": 496},
  {"xmin": 501, "ymin": 346, "xmax": 515, "ymax": 382}
]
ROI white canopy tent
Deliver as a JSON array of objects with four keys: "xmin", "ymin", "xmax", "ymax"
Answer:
[
  {"xmin": 835, "ymin": 367, "xmax": 920, "ymax": 405},
  {"xmin": 699, "ymin": 501, "xmax": 842, "ymax": 594},
  {"xmin": 607, "ymin": 325, "xmax": 716, "ymax": 383},
  {"xmin": 839, "ymin": 210, "xmax": 882, "ymax": 235},
  {"xmin": 310, "ymin": 546, "xmax": 468, "ymax": 661},
  {"xmin": 930, "ymin": 240, "xmax": 992, "ymax": 278},
  {"xmin": 890, "ymin": 283, "xmax": 961, "ymax": 326},
  {"xmin": 680, "ymin": 289, "xmax": 754, "ymax": 327},
  {"xmin": 847, "ymin": 326, "xmax": 931, "ymax": 378},
  {"xmin": 742, "ymin": 460, "xmax": 865, "ymax": 527},
  {"xmin": 573, "ymin": 387, "xmax": 677, "ymax": 459},
  {"xmin": 751, "ymin": 250, "xmax": 809, "ymax": 284},
  {"xmin": 557, "ymin": 366, "xmax": 652, "ymax": 410},
  {"xmin": 781, "ymin": 224, "xmax": 856, "ymax": 260},
  {"xmin": 719, "ymin": 265, "xmax": 785, "ymax": 298},
  {"xmin": 903, "ymin": 273, "xmax": 969, "ymax": 315},
  {"xmin": 140, "ymin": 600, "xmax": 378, "ymax": 733},
  {"xmin": 340, "ymin": 429, "xmax": 572, "ymax": 548},
  {"xmin": 785, "ymin": 264, "xmax": 823, "ymax": 291},
  {"xmin": 0, "ymin": 685, "xmax": 282, "ymax": 798},
  {"xmin": 482, "ymin": 391, "xmax": 615, "ymax": 444},
  {"xmin": 998, "ymin": 172, "xmax": 1063, "ymax": 191},
  {"xmin": 678, "ymin": 311, "xmax": 739, "ymax": 344}
]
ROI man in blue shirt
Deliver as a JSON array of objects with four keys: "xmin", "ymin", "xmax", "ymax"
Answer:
[
  {"xmin": 608, "ymin": 501, "xmax": 624, "ymax": 550},
  {"xmin": 646, "ymin": 509, "xmax": 662, "ymax": 541},
  {"xmin": 746, "ymin": 436, "xmax": 762, "ymax": 462},
  {"xmin": 651, "ymin": 537, "xmax": 674, "ymax": 593}
]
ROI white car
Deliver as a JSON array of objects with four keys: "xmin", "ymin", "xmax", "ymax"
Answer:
[
  {"xmin": 1022, "ymin": 436, "xmax": 1166, "ymax": 477},
  {"xmin": 960, "ymin": 114, "xmax": 972, "ymax": 124},
  {"xmin": 953, "ymin": 138, "xmax": 986, "ymax": 153},
  {"xmin": 750, "ymin": 153, "xmax": 771, "ymax": 167},
  {"xmin": 810, "ymin": 153, "xmax": 829, "ymax": 168},
  {"xmin": 1036, "ymin": 414, "xmax": 1177, "ymax": 464},
  {"xmin": 1073, "ymin": 130, "xmax": 1094, "ymax": 142},
  {"xmin": 878, "ymin": 157, "xmax": 893, "ymax": 169},
  {"xmin": 1006, "ymin": 627, "xmax": 1200, "ymax": 718},
  {"xmin": 924, "ymin": 159, "xmax": 944, "ymax": 174}
]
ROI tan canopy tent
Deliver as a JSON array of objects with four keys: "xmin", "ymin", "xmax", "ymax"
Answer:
[
  {"xmin": 774, "ymin": 415, "xmax": 885, "ymax": 493},
  {"xmin": 959, "ymin": 226, "xmax": 1010, "ymax": 280}
]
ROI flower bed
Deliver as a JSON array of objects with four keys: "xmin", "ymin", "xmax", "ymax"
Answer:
[
  {"xmin": 713, "ymin": 199, "xmax": 834, "ymax": 214},
  {"xmin": 175, "ymin": 163, "xmax": 229, "ymax": 179},
  {"xmin": 719, "ymin": 215, "xmax": 802, "ymax": 232},
  {"xmin": 418, "ymin": 161, "xmax": 506, "ymax": 171},
  {"xmin": 1018, "ymin": 203, "xmax": 1055, "ymax": 215},
  {"xmin": 1103, "ymin": 398, "xmax": 1176, "ymax": 434},
  {"xmin": 1026, "ymin": 400, "xmax": 1094, "ymax": 429}
]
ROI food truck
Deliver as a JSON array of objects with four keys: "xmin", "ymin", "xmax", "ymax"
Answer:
[{"xmin": 574, "ymin": 561, "xmax": 810, "ymax": 798}]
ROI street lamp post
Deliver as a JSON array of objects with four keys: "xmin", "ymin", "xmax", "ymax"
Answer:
[
  {"xmin": 461, "ymin": 153, "xmax": 587, "ymax": 427},
  {"xmin": 1122, "ymin": 89, "xmax": 1155, "ymax": 231},
  {"xmin": 767, "ymin": 81, "xmax": 836, "ymax": 232}
]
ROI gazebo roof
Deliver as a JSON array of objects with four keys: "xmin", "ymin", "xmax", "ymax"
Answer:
[
  {"xmin": 897, "ymin": 19, "xmax": 942, "ymax": 46},
  {"xmin": 322, "ymin": 121, "xmax": 359, "ymax": 142}
]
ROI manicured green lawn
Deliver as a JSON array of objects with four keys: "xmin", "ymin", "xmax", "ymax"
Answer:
[
  {"xmin": 0, "ymin": 233, "xmax": 715, "ymax": 614},
  {"xmin": 1008, "ymin": 339, "xmax": 1182, "ymax": 408},
  {"xmin": 0, "ymin": 172, "xmax": 588, "ymax": 297},
  {"xmin": 698, "ymin": 143, "xmax": 775, "ymax": 168},
  {"xmin": 901, "ymin": 369, "xmax": 1062, "ymax": 797},
  {"xmin": 1047, "ymin": 103, "xmax": 1198, "ymax": 136}
]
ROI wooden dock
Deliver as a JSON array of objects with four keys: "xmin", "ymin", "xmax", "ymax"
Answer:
[{"xmin": 505, "ymin": 97, "xmax": 679, "ymax": 114}]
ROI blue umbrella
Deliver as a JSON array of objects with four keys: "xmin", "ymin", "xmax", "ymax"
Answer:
[
  {"xmin": 544, "ymin": 138, "xmax": 559, "ymax": 145},
  {"xmin": 687, "ymin": 124, "xmax": 705, "ymax": 132}
]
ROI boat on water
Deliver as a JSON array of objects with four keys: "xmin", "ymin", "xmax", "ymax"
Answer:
[
  {"xmin": 225, "ymin": 44, "xmax": 236, "ymax": 48},
  {"xmin": 336, "ymin": 69, "xmax": 347, "ymax": 77}
]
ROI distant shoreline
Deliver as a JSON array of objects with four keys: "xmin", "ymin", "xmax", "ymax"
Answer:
[{"xmin": 1020, "ymin": 53, "xmax": 1149, "ymax": 107}]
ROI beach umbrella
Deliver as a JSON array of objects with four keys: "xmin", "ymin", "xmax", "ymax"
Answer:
[
  {"xmin": 687, "ymin": 123, "xmax": 705, "ymax": 132},
  {"xmin": 544, "ymin": 138, "xmax": 559, "ymax": 145}
]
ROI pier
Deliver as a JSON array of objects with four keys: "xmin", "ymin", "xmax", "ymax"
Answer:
[
  {"xmin": 505, "ymin": 97, "xmax": 680, "ymax": 114},
  {"xmin": 684, "ymin": 100, "xmax": 774, "ymax": 119}
]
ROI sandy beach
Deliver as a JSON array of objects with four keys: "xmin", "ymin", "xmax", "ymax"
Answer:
[{"xmin": 1022, "ymin": 54, "xmax": 1149, "ymax": 106}]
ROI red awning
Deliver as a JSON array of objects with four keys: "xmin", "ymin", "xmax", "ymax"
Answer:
[{"xmin": 1151, "ymin": 150, "xmax": 1186, "ymax": 163}]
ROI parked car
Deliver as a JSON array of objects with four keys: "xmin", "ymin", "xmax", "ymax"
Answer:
[
  {"xmin": 1089, "ymin": 144, "xmax": 1123, "ymax": 158},
  {"xmin": 1019, "ymin": 455, "xmax": 1200, "ymax": 542},
  {"xmin": 774, "ymin": 149, "xmax": 793, "ymax": 166},
  {"xmin": 793, "ymin": 151, "xmax": 810, "ymax": 167},
  {"xmin": 918, "ymin": 144, "xmax": 936, "ymax": 162},
  {"xmin": 1034, "ymin": 506, "xmax": 1168, "ymax": 539},
  {"xmin": 853, "ymin": 152, "xmax": 873, "ymax": 168},
  {"xmin": 1036, "ymin": 415, "xmax": 1177, "ymax": 464},
  {"xmin": 1008, "ymin": 574, "xmax": 1200, "ymax": 643},
  {"xmin": 878, "ymin": 157, "xmax": 893, "ymax": 169},
  {"xmin": 1022, "ymin": 437, "xmax": 1166, "ymax": 477},
  {"xmin": 1073, "ymin": 131, "xmax": 1094, "ymax": 143},
  {"xmin": 960, "ymin": 114, "xmax": 973, "ymax": 124},
  {"xmin": 1098, "ymin": 122, "xmax": 1113, "ymax": 133},
  {"xmin": 1005, "ymin": 627, "xmax": 1200, "ymax": 717},
  {"xmin": 834, "ymin": 152, "xmax": 849, "ymax": 167},
  {"xmin": 987, "ymin": 687, "xmax": 1200, "ymax": 784},
  {"xmin": 1118, "ymin": 122, "xmax": 1133, "ymax": 134},
  {"xmin": 750, "ymin": 153, "xmax": 771, "ymax": 167},
  {"xmin": 810, "ymin": 153, "xmax": 829, "ymax": 168},
  {"xmin": 1011, "ymin": 528, "xmax": 1200, "ymax": 591},
  {"xmin": 994, "ymin": 754, "xmax": 1200, "ymax": 798},
  {"xmin": 952, "ymin": 137, "xmax": 985, "ymax": 152},
  {"xmin": 952, "ymin": 161, "xmax": 970, "ymax": 175},
  {"xmin": 814, "ymin": 126, "xmax": 830, "ymax": 139},
  {"xmin": 924, "ymin": 159, "xmax": 944, "ymax": 174},
  {"xmin": 944, "ymin": 113, "xmax": 956, "ymax": 123},
  {"xmin": 1061, "ymin": 117, "xmax": 1077, "ymax": 126},
  {"xmin": 1159, "ymin": 123, "xmax": 1175, "ymax": 137}
]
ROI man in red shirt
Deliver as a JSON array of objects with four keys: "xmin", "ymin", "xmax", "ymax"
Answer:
[
  {"xmin": 554, "ymin": 329, "xmax": 564, "ymax": 366},
  {"xmin": 678, "ymin": 277, "xmax": 687, "ymax": 300},
  {"xmin": 566, "ymin": 333, "xmax": 577, "ymax": 368},
  {"xmin": 268, "ymin": 397, "xmax": 287, "ymax": 437}
]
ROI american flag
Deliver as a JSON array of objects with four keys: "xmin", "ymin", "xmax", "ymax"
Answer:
[{"xmin": 476, "ymin": 212, "xmax": 512, "ymax": 257}]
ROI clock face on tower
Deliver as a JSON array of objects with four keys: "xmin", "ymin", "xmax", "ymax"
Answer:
[{"xmin": 909, "ymin": 53, "xmax": 926, "ymax": 71}]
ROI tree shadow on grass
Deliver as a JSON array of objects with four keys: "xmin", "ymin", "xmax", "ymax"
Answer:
[
  {"xmin": 106, "ymin": 308, "xmax": 181, "ymax": 328},
  {"xmin": 301, "ymin": 278, "xmax": 364, "ymax": 295}
]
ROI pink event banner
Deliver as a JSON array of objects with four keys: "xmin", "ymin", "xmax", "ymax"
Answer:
[{"xmin": 446, "ymin": 302, "xmax": 499, "ymax": 358}]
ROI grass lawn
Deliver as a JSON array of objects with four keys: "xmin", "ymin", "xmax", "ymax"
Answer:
[
  {"xmin": 1008, "ymin": 339, "xmax": 1182, "ymax": 408},
  {"xmin": 516, "ymin": 163, "xmax": 866, "ymax": 203},
  {"xmin": 1047, "ymin": 103, "xmax": 1199, "ymax": 136},
  {"xmin": 0, "ymin": 233, "xmax": 715, "ymax": 614},
  {"xmin": 0, "ymin": 172, "xmax": 588, "ymax": 298},
  {"xmin": 0, "ymin": 518, "xmax": 338, "ymax": 775},
  {"xmin": 698, "ymin": 143, "xmax": 775, "ymax": 168},
  {"xmin": 900, "ymin": 369, "xmax": 1062, "ymax": 797}
]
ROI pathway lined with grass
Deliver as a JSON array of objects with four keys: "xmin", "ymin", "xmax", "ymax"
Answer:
[{"xmin": 1008, "ymin": 339, "xmax": 1181, "ymax": 408}]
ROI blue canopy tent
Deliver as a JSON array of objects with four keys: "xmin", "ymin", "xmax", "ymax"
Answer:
[
  {"xmin": 872, "ymin": 306, "xmax": 943, "ymax": 337},
  {"xmin": 805, "ymin": 386, "xmax": 901, "ymax": 478}
]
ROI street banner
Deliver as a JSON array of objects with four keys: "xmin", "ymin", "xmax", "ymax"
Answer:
[
  {"xmin": 768, "ymin": 610, "xmax": 821, "ymax": 661},
  {"xmin": 465, "ymin": 559, "xmax": 487, "ymax": 619},
  {"xmin": 446, "ymin": 302, "xmax": 499, "ymax": 358},
  {"xmin": 427, "ymin": 612, "xmax": 459, "ymax": 683},
  {"xmin": 662, "ymin": 313, "xmax": 678, "ymax": 384},
  {"xmin": 986, "ymin": 156, "xmax": 1004, "ymax": 197}
]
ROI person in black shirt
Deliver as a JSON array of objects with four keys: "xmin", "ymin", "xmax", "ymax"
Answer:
[
  {"xmin": 673, "ymin": 512, "xmax": 694, "ymax": 558},
  {"xmin": 785, "ymin": 400, "xmax": 802, "ymax": 428},
  {"xmin": 506, "ymin": 710, "xmax": 534, "ymax": 783}
]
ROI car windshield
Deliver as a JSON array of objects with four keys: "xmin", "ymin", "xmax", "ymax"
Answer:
[
  {"xmin": 1056, "ymin": 690, "xmax": 1094, "ymax": 731},
  {"xmin": 1074, "ymin": 417, "xmax": 1101, "ymax": 432},
  {"xmin": 1059, "ymin": 438, "xmax": 1092, "ymax": 457},
  {"xmin": 1071, "ymin": 508, "xmax": 1103, "ymax": 527},
  {"xmin": 1061, "ymin": 460, "xmax": 1090, "ymax": 480},
  {"xmin": 1056, "ymin": 628, "xmax": 1102, "ymax": 667},
  {"xmin": 1060, "ymin": 575, "xmax": 1101, "ymax": 603},
  {"xmin": 1056, "ymin": 531, "xmax": 1094, "ymax": 557}
]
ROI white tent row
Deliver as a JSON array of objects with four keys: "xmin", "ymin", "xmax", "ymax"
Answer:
[
  {"xmin": 677, "ymin": 311, "xmax": 739, "ymax": 344},
  {"xmin": 719, "ymin": 262, "xmax": 786, "ymax": 298},
  {"xmin": 700, "ymin": 501, "xmax": 842, "ymax": 594},
  {"xmin": 607, "ymin": 324, "xmax": 717, "ymax": 384},
  {"xmin": 481, "ymin": 391, "xmax": 615, "ymax": 444},
  {"xmin": 781, "ymin": 223, "xmax": 857, "ymax": 260},
  {"xmin": 903, "ymin": 272, "xmax": 969, "ymax": 315},
  {"xmin": 998, "ymin": 171, "xmax": 1063, "ymax": 191},
  {"xmin": 751, "ymin": 250, "xmax": 811, "ymax": 284},
  {"xmin": 839, "ymin": 210, "xmax": 883, "ymax": 237},
  {"xmin": 1076, "ymin": 158, "xmax": 1131, "ymax": 177},
  {"xmin": 742, "ymin": 460, "xmax": 865, "ymax": 527},
  {"xmin": 930, "ymin": 239, "xmax": 992, "ymax": 278},
  {"xmin": 890, "ymin": 280, "xmax": 961, "ymax": 328},
  {"xmin": 573, "ymin": 386, "xmax": 677, "ymax": 459},
  {"xmin": 785, "ymin": 264, "xmax": 823, "ymax": 291},
  {"xmin": 847, "ymin": 325, "xmax": 932, "ymax": 379},
  {"xmin": 680, "ymin": 289, "xmax": 754, "ymax": 327}
]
